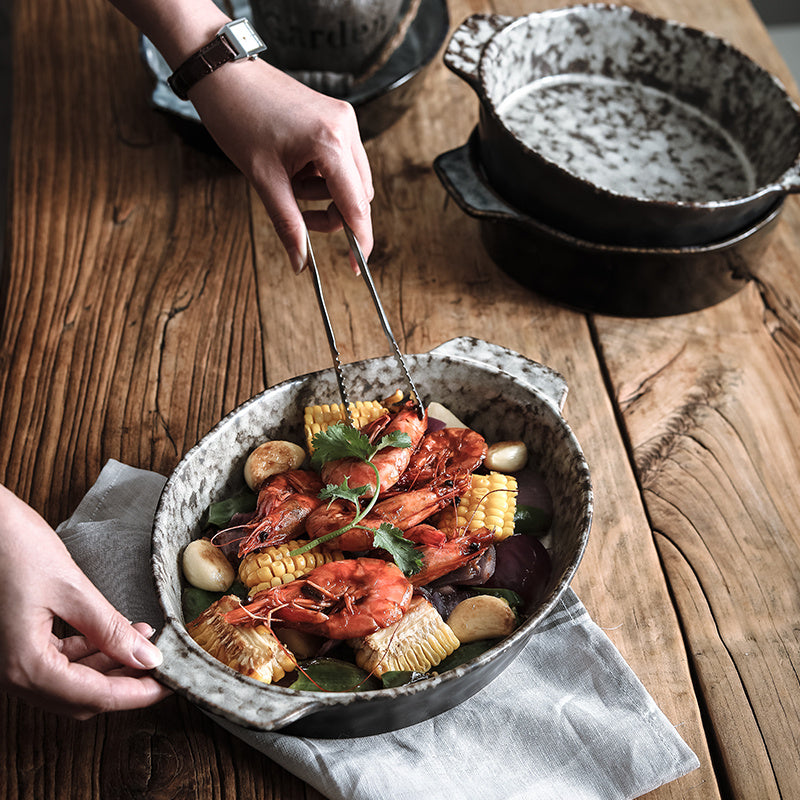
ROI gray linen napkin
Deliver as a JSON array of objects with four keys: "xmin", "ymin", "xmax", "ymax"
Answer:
[{"xmin": 57, "ymin": 460, "xmax": 700, "ymax": 800}]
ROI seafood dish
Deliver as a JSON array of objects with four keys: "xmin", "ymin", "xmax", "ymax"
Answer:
[
  {"xmin": 152, "ymin": 338, "xmax": 591, "ymax": 735},
  {"xmin": 180, "ymin": 391, "xmax": 555, "ymax": 693}
]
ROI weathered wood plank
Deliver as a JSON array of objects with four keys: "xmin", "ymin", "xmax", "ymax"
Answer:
[
  {"xmin": 0, "ymin": 1, "xmax": 264, "ymax": 520},
  {"xmin": 591, "ymin": 3, "xmax": 800, "ymax": 793},
  {"xmin": 596, "ymin": 264, "xmax": 800, "ymax": 799},
  {"xmin": 0, "ymin": 0, "xmax": 284, "ymax": 797}
]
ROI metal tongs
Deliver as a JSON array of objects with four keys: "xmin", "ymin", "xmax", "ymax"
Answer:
[{"xmin": 306, "ymin": 224, "xmax": 423, "ymax": 425}]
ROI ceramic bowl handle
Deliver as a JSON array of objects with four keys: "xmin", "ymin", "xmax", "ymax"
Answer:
[
  {"xmin": 153, "ymin": 618, "xmax": 324, "ymax": 730},
  {"xmin": 442, "ymin": 13, "xmax": 514, "ymax": 90},
  {"xmin": 428, "ymin": 337, "xmax": 568, "ymax": 412},
  {"xmin": 434, "ymin": 140, "xmax": 525, "ymax": 224}
]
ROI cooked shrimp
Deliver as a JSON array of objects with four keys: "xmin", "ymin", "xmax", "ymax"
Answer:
[
  {"xmin": 320, "ymin": 401, "xmax": 428, "ymax": 497},
  {"xmin": 223, "ymin": 557, "xmax": 413, "ymax": 639},
  {"xmin": 392, "ymin": 427, "xmax": 487, "ymax": 491},
  {"xmin": 306, "ymin": 473, "xmax": 472, "ymax": 551}
]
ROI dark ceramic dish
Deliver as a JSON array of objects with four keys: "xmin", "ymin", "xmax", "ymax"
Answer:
[
  {"xmin": 434, "ymin": 133, "xmax": 782, "ymax": 317},
  {"xmin": 151, "ymin": 338, "xmax": 592, "ymax": 737},
  {"xmin": 444, "ymin": 4, "xmax": 800, "ymax": 248},
  {"xmin": 139, "ymin": 0, "xmax": 448, "ymax": 141}
]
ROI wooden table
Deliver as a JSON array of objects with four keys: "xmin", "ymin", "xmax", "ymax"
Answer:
[{"xmin": 3, "ymin": 0, "xmax": 800, "ymax": 797}]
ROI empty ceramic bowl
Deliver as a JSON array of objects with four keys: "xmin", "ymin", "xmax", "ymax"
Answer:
[
  {"xmin": 444, "ymin": 4, "xmax": 800, "ymax": 247},
  {"xmin": 434, "ymin": 132, "xmax": 783, "ymax": 317},
  {"xmin": 249, "ymin": 0, "xmax": 406, "ymax": 75}
]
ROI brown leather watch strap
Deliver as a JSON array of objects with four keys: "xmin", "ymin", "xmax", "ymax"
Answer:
[{"xmin": 168, "ymin": 35, "xmax": 239, "ymax": 101}]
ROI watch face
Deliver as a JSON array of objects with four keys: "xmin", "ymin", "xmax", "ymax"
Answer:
[{"xmin": 224, "ymin": 18, "xmax": 267, "ymax": 58}]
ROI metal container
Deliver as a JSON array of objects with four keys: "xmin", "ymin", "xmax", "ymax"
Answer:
[
  {"xmin": 151, "ymin": 338, "xmax": 592, "ymax": 737},
  {"xmin": 444, "ymin": 4, "xmax": 800, "ymax": 248}
]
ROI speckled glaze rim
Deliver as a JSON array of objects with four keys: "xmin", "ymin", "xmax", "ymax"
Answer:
[
  {"xmin": 150, "ymin": 338, "xmax": 592, "ymax": 732},
  {"xmin": 444, "ymin": 3, "xmax": 800, "ymax": 211}
]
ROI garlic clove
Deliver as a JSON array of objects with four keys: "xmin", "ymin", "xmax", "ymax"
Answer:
[
  {"xmin": 484, "ymin": 440, "xmax": 528, "ymax": 473},
  {"xmin": 446, "ymin": 594, "xmax": 516, "ymax": 644},
  {"xmin": 182, "ymin": 538, "xmax": 235, "ymax": 592},
  {"xmin": 244, "ymin": 440, "xmax": 306, "ymax": 490}
]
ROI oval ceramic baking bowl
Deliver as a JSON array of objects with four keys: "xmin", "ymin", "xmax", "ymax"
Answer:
[
  {"xmin": 444, "ymin": 4, "xmax": 800, "ymax": 248},
  {"xmin": 151, "ymin": 338, "xmax": 592, "ymax": 737},
  {"xmin": 434, "ymin": 133, "xmax": 782, "ymax": 317}
]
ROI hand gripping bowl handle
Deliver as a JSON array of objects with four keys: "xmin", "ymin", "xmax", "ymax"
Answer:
[
  {"xmin": 442, "ymin": 12, "xmax": 514, "ymax": 90},
  {"xmin": 153, "ymin": 616, "xmax": 328, "ymax": 731}
]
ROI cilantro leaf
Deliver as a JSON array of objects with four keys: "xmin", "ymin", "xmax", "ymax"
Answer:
[
  {"xmin": 298, "ymin": 421, "xmax": 418, "ymax": 570},
  {"xmin": 310, "ymin": 423, "xmax": 413, "ymax": 470},
  {"xmin": 372, "ymin": 523, "xmax": 424, "ymax": 576},
  {"xmin": 375, "ymin": 430, "xmax": 412, "ymax": 452},
  {"xmin": 318, "ymin": 477, "xmax": 368, "ymax": 505},
  {"xmin": 310, "ymin": 423, "xmax": 374, "ymax": 469}
]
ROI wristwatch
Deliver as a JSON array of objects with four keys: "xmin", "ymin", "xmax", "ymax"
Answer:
[{"xmin": 167, "ymin": 18, "xmax": 267, "ymax": 101}]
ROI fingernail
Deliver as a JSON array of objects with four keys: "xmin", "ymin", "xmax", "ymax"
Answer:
[
  {"xmin": 133, "ymin": 637, "xmax": 163, "ymax": 669},
  {"xmin": 142, "ymin": 624, "xmax": 156, "ymax": 639},
  {"xmin": 290, "ymin": 246, "xmax": 307, "ymax": 275}
]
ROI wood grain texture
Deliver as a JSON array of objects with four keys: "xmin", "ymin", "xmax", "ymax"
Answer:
[
  {"xmin": 590, "ymin": 7, "xmax": 800, "ymax": 797},
  {"xmin": 2, "ymin": 0, "xmax": 798, "ymax": 797}
]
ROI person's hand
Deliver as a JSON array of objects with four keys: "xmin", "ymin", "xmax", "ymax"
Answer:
[
  {"xmin": 110, "ymin": 0, "xmax": 375, "ymax": 274},
  {"xmin": 190, "ymin": 57, "xmax": 375, "ymax": 274},
  {"xmin": 0, "ymin": 485, "xmax": 171, "ymax": 719}
]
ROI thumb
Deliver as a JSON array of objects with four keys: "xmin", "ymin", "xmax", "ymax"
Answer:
[{"xmin": 57, "ymin": 570, "xmax": 163, "ymax": 670}]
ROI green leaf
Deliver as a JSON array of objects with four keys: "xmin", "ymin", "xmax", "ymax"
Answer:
[
  {"xmin": 182, "ymin": 587, "xmax": 222, "ymax": 623},
  {"xmin": 375, "ymin": 430, "xmax": 412, "ymax": 452},
  {"xmin": 206, "ymin": 487, "xmax": 257, "ymax": 527},
  {"xmin": 472, "ymin": 587, "xmax": 523, "ymax": 611},
  {"xmin": 310, "ymin": 423, "xmax": 373, "ymax": 468},
  {"xmin": 436, "ymin": 639, "xmax": 501, "ymax": 673},
  {"xmin": 300, "ymin": 422, "xmax": 414, "ymax": 562},
  {"xmin": 289, "ymin": 658, "xmax": 381, "ymax": 692},
  {"xmin": 228, "ymin": 580, "xmax": 250, "ymax": 602},
  {"xmin": 310, "ymin": 422, "xmax": 413, "ymax": 470},
  {"xmin": 372, "ymin": 523, "xmax": 424, "ymax": 576},
  {"xmin": 182, "ymin": 580, "xmax": 250, "ymax": 624},
  {"xmin": 381, "ymin": 670, "xmax": 428, "ymax": 688},
  {"xmin": 514, "ymin": 503, "xmax": 553, "ymax": 535},
  {"xmin": 319, "ymin": 476, "xmax": 368, "ymax": 505}
]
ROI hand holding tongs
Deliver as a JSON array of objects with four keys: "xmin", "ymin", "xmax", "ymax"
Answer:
[{"xmin": 305, "ymin": 224, "xmax": 423, "ymax": 425}]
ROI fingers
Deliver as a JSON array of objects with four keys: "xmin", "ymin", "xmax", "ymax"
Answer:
[
  {"xmin": 22, "ymin": 625, "xmax": 170, "ymax": 719},
  {"xmin": 55, "ymin": 573, "xmax": 163, "ymax": 672},
  {"xmin": 0, "ymin": 486, "xmax": 169, "ymax": 718},
  {"xmin": 255, "ymin": 170, "xmax": 309, "ymax": 274},
  {"xmin": 7, "ymin": 633, "xmax": 171, "ymax": 720},
  {"xmin": 30, "ymin": 653, "xmax": 171, "ymax": 719},
  {"xmin": 351, "ymin": 136, "xmax": 374, "ymax": 205},
  {"xmin": 56, "ymin": 623, "xmax": 156, "ymax": 668},
  {"xmin": 189, "ymin": 58, "xmax": 374, "ymax": 274},
  {"xmin": 311, "ymin": 137, "xmax": 374, "ymax": 261},
  {"xmin": 285, "ymin": 101, "xmax": 373, "ymax": 270}
]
